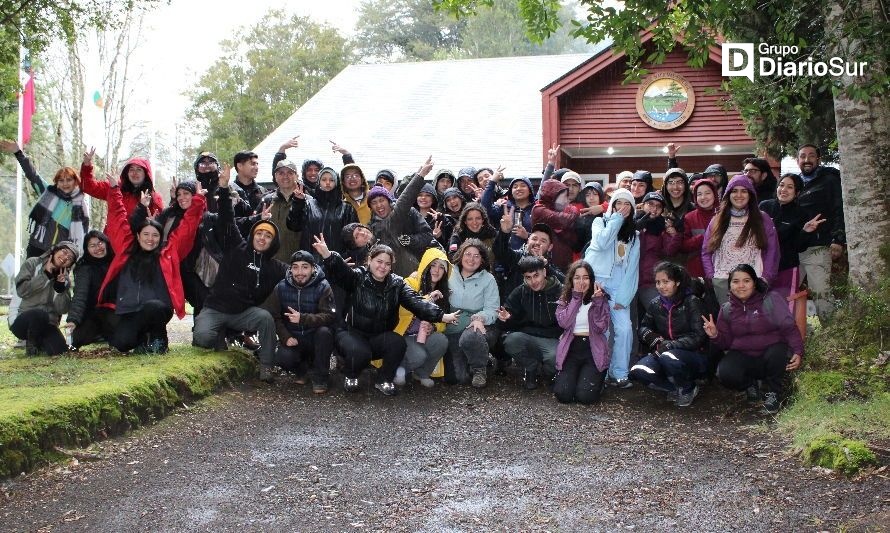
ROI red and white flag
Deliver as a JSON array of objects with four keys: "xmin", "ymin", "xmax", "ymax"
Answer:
[{"xmin": 20, "ymin": 64, "xmax": 35, "ymax": 145}]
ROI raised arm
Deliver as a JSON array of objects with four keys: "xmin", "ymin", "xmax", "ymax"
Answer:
[
  {"xmin": 1, "ymin": 140, "xmax": 46, "ymax": 194},
  {"xmin": 79, "ymin": 147, "xmax": 110, "ymax": 200},
  {"xmin": 391, "ymin": 156, "xmax": 434, "ymax": 219}
]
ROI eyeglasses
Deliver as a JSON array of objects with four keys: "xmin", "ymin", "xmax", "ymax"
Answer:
[{"xmin": 742, "ymin": 167, "xmax": 761, "ymax": 174}]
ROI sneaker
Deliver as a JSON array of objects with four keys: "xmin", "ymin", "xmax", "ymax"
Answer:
[
  {"xmin": 762, "ymin": 392, "xmax": 780, "ymax": 415},
  {"xmin": 242, "ymin": 333, "xmax": 261, "ymax": 351},
  {"xmin": 412, "ymin": 374, "xmax": 435, "ymax": 388},
  {"xmin": 259, "ymin": 365, "xmax": 274, "ymax": 383},
  {"xmin": 610, "ymin": 377, "xmax": 633, "ymax": 389},
  {"xmin": 676, "ymin": 385, "xmax": 700, "ymax": 407},
  {"xmin": 394, "ymin": 366, "xmax": 406, "ymax": 386},
  {"xmin": 666, "ymin": 389, "xmax": 679, "ymax": 403},
  {"xmin": 343, "ymin": 377, "xmax": 360, "ymax": 392},
  {"xmin": 471, "ymin": 370, "xmax": 487, "ymax": 388},
  {"xmin": 294, "ymin": 374, "xmax": 308, "ymax": 385},
  {"xmin": 312, "ymin": 381, "xmax": 329, "ymax": 394},
  {"xmin": 746, "ymin": 384, "xmax": 761, "ymax": 404},
  {"xmin": 523, "ymin": 370, "xmax": 539, "ymax": 390},
  {"xmin": 375, "ymin": 382, "xmax": 397, "ymax": 396}
]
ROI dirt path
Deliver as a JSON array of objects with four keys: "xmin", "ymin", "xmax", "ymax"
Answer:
[{"xmin": 0, "ymin": 366, "xmax": 886, "ymax": 532}]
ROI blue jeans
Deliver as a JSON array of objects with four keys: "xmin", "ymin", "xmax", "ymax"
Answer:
[
  {"xmin": 607, "ymin": 304, "xmax": 632, "ymax": 380},
  {"xmin": 630, "ymin": 348, "xmax": 708, "ymax": 392}
]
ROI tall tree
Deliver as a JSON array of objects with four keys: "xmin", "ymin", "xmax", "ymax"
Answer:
[
  {"xmin": 185, "ymin": 10, "xmax": 353, "ymax": 158},
  {"xmin": 435, "ymin": 0, "xmax": 889, "ymax": 289}
]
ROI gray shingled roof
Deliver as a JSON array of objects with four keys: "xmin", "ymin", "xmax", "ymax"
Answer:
[{"xmin": 252, "ymin": 54, "xmax": 593, "ymax": 185}]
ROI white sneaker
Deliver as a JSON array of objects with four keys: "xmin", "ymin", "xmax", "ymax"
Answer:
[{"xmin": 394, "ymin": 366, "xmax": 406, "ymax": 386}]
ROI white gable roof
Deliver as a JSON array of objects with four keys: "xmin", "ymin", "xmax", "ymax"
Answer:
[{"xmin": 252, "ymin": 54, "xmax": 593, "ymax": 184}]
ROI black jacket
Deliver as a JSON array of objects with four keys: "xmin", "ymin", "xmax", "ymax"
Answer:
[
  {"xmin": 67, "ymin": 232, "xmax": 113, "ymax": 326},
  {"xmin": 797, "ymin": 166, "xmax": 845, "ymax": 246},
  {"xmin": 493, "ymin": 229, "xmax": 564, "ymax": 299},
  {"xmin": 322, "ymin": 251, "xmax": 443, "ymax": 335},
  {"xmin": 501, "ymin": 276, "xmax": 563, "ymax": 338},
  {"xmin": 286, "ymin": 167, "xmax": 358, "ymax": 260},
  {"xmin": 759, "ymin": 199, "xmax": 815, "ymax": 270},
  {"xmin": 203, "ymin": 187, "xmax": 287, "ymax": 314},
  {"xmin": 267, "ymin": 264, "xmax": 336, "ymax": 341},
  {"xmin": 368, "ymin": 171, "xmax": 436, "ymax": 278},
  {"xmin": 639, "ymin": 293, "xmax": 707, "ymax": 353}
]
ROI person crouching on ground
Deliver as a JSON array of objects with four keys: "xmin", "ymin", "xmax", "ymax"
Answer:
[
  {"xmin": 553, "ymin": 260, "xmax": 610, "ymax": 404},
  {"xmin": 312, "ymin": 235, "xmax": 460, "ymax": 396},
  {"xmin": 266, "ymin": 251, "xmax": 336, "ymax": 394}
]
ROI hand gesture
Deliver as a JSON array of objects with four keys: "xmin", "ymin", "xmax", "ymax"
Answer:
[
  {"xmin": 803, "ymin": 213, "xmax": 825, "ymax": 233},
  {"xmin": 195, "ymin": 180, "xmax": 207, "ymax": 197},
  {"xmin": 432, "ymin": 218, "xmax": 443, "ymax": 239},
  {"xmin": 285, "ymin": 337, "xmax": 299, "ymax": 347},
  {"xmin": 468, "ymin": 182, "xmax": 483, "ymax": 201},
  {"xmin": 284, "ymin": 306, "xmax": 301, "ymax": 324},
  {"xmin": 666, "ymin": 142, "xmax": 679, "ymax": 158},
  {"xmin": 492, "ymin": 165, "xmax": 506, "ymax": 182},
  {"xmin": 55, "ymin": 266, "xmax": 69, "ymax": 283},
  {"xmin": 260, "ymin": 202, "xmax": 273, "ymax": 221},
  {"xmin": 105, "ymin": 171, "xmax": 119, "ymax": 188},
  {"xmin": 593, "ymin": 282, "xmax": 604, "ymax": 298},
  {"xmin": 312, "ymin": 234, "xmax": 331, "ymax": 259},
  {"xmin": 701, "ymin": 313, "xmax": 718, "ymax": 338},
  {"xmin": 496, "ymin": 306, "xmax": 511, "ymax": 322},
  {"xmin": 218, "ymin": 163, "xmax": 232, "ymax": 188},
  {"xmin": 547, "ymin": 142, "xmax": 560, "ymax": 164},
  {"xmin": 467, "ymin": 317, "xmax": 486, "ymax": 334},
  {"xmin": 441, "ymin": 311, "xmax": 461, "ymax": 325},
  {"xmin": 500, "ymin": 205, "xmax": 515, "ymax": 233},
  {"xmin": 418, "ymin": 155, "xmax": 434, "ymax": 177},
  {"xmin": 0, "ymin": 139, "xmax": 20, "ymax": 153},
  {"xmin": 427, "ymin": 290, "xmax": 443, "ymax": 302},
  {"xmin": 330, "ymin": 140, "xmax": 349, "ymax": 155},
  {"xmin": 512, "ymin": 224, "xmax": 528, "ymax": 240},
  {"xmin": 169, "ymin": 175, "xmax": 178, "ymax": 199},
  {"xmin": 140, "ymin": 190, "xmax": 152, "ymax": 208},
  {"xmin": 83, "ymin": 146, "xmax": 96, "ymax": 166},
  {"xmin": 293, "ymin": 181, "xmax": 306, "ymax": 200},
  {"xmin": 617, "ymin": 202, "xmax": 633, "ymax": 219},
  {"xmin": 279, "ymin": 136, "xmax": 300, "ymax": 153},
  {"xmin": 786, "ymin": 353, "xmax": 802, "ymax": 371}
]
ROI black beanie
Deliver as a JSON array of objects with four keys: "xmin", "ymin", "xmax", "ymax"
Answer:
[{"xmin": 290, "ymin": 250, "xmax": 316, "ymax": 266}]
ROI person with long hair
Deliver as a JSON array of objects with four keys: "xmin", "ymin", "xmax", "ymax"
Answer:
[
  {"xmin": 393, "ymin": 248, "xmax": 453, "ymax": 388},
  {"xmin": 80, "ymin": 147, "xmax": 164, "ymax": 225},
  {"xmin": 704, "ymin": 264, "xmax": 803, "ymax": 414},
  {"xmin": 447, "ymin": 202, "xmax": 498, "ymax": 261},
  {"xmin": 582, "ymin": 188, "xmax": 640, "ymax": 389},
  {"xmin": 65, "ymin": 230, "xmax": 116, "ymax": 349},
  {"xmin": 96, "ymin": 171, "xmax": 204, "ymax": 353},
  {"xmin": 445, "ymin": 238, "xmax": 501, "ymax": 388},
  {"xmin": 701, "ymin": 175, "xmax": 779, "ymax": 306},
  {"xmin": 553, "ymin": 261, "xmax": 610, "ymax": 404},
  {"xmin": 681, "ymin": 179, "xmax": 719, "ymax": 278},
  {"xmin": 0, "ymin": 140, "xmax": 89, "ymax": 256},
  {"xmin": 313, "ymin": 237, "xmax": 460, "ymax": 396},
  {"xmin": 631, "ymin": 262, "xmax": 708, "ymax": 407}
]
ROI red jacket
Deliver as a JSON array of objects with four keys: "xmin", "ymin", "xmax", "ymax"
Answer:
[
  {"xmin": 531, "ymin": 180, "xmax": 579, "ymax": 271},
  {"xmin": 97, "ymin": 186, "xmax": 204, "ymax": 319},
  {"xmin": 681, "ymin": 206, "xmax": 717, "ymax": 277},
  {"xmin": 80, "ymin": 159, "xmax": 164, "ymax": 221}
]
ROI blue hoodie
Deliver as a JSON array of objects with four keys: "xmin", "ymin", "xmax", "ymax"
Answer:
[{"xmin": 481, "ymin": 176, "xmax": 535, "ymax": 250}]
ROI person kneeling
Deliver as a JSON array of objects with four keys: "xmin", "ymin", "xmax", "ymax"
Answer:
[
  {"xmin": 631, "ymin": 262, "xmax": 708, "ymax": 407},
  {"xmin": 267, "ymin": 251, "xmax": 336, "ymax": 394}
]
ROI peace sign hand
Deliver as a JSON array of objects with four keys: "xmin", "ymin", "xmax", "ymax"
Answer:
[
  {"xmin": 803, "ymin": 213, "xmax": 826, "ymax": 233},
  {"xmin": 140, "ymin": 190, "xmax": 152, "ymax": 208},
  {"xmin": 593, "ymin": 282, "xmax": 604, "ymax": 298},
  {"xmin": 496, "ymin": 306, "xmax": 511, "ymax": 322},
  {"xmin": 547, "ymin": 142, "xmax": 560, "ymax": 164},
  {"xmin": 312, "ymin": 233, "xmax": 331, "ymax": 259},
  {"xmin": 701, "ymin": 313, "xmax": 718, "ymax": 339},
  {"xmin": 500, "ymin": 205, "xmax": 515, "ymax": 233},
  {"xmin": 432, "ymin": 218, "xmax": 443, "ymax": 239},
  {"xmin": 260, "ymin": 202, "xmax": 273, "ymax": 221},
  {"xmin": 218, "ymin": 163, "xmax": 232, "ymax": 188},
  {"xmin": 492, "ymin": 165, "xmax": 506, "ymax": 182},
  {"xmin": 284, "ymin": 306, "xmax": 301, "ymax": 324},
  {"xmin": 293, "ymin": 180, "xmax": 306, "ymax": 200},
  {"xmin": 83, "ymin": 146, "xmax": 96, "ymax": 166}
]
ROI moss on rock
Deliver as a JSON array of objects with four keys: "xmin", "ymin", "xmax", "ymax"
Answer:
[{"xmin": 801, "ymin": 433, "xmax": 878, "ymax": 475}]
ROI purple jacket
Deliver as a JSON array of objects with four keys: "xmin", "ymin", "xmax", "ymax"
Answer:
[
  {"xmin": 701, "ymin": 175, "xmax": 780, "ymax": 283},
  {"xmin": 713, "ymin": 290, "xmax": 804, "ymax": 357},
  {"xmin": 555, "ymin": 292, "xmax": 611, "ymax": 371},
  {"xmin": 639, "ymin": 228, "xmax": 680, "ymax": 289}
]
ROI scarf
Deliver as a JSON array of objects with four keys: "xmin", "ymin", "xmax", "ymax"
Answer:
[{"xmin": 28, "ymin": 186, "xmax": 88, "ymax": 253}]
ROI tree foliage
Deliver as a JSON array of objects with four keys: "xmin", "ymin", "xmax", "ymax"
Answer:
[{"xmin": 185, "ymin": 9, "xmax": 354, "ymax": 158}]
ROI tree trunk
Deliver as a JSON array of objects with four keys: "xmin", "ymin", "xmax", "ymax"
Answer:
[{"xmin": 827, "ymin": 0, "xmax": 890, "ymax": 289}]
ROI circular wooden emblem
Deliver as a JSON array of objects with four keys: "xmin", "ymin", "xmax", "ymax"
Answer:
[{"xmin": 636, "ymin": 72, "xmax": 696, "ymax": 130}]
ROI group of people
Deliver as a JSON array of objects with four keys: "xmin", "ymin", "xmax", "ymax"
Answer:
[{"xmin": 3, "ymin": 137, "xmax": 845, "ymax": 414}]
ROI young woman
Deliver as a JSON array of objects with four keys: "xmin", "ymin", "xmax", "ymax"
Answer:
[
  {"xmin": 631, "ymin": 262, "xmax": 708, "ymax": 407},
  {"xmin": 313, "ymin": 236, "xmax": 459, "ymax": 396},
  {"xmin": 65, "ymin": 230, "xmax": 116, "ymax": 349},
  {"xmin": 445, "ymin": 239, "xmax": 501, "ymax": 388},
  {"xmin": 447, "ymin": 202, "xmax": 498, "ymax": 261},
  {"xmin": 0, "ymin": 140, "xmax": 89, "ymax": 257},
  {"xmin": 553, "ymin": 261, "xmax": 611, "ymax": 404},
  {"xmin": 96, "ymin": 172, "xmax": 205, "ymax": 353},
  {"xmin": 415, "ymin": 183, "xmax": 455, "ymax": 248},
  {"xmin": 705, "ymin": 264, "xmax": 803, "ymax": 414},
  {"xmin": 287, "ymin": 166, "xmax": 358, "ymax": 261},
  {"xmin": 441, "ymin": 187, "xmax": 467, "ymax": 222},
  {"xmin": 394, "ymin": 248, "xmax": 452, "ymax": 388},
  {"xmin": 758, "ymin": 173, "xmax": 821, "ymax": 300},
  {"xmin": 10, "ymin": 241, "xmax": 78, "ymax": 355},
  {"xmin": 681, "ymin": 179, "xmax": 719, "ymax": 278},
  {"xmin": 634, "ymin": 192, "xmax": 681, "ymax": 312},
  {"xmin": 573, "ymin": 182, "xmax": 606, "ymax": 260},
  {"xmin": 582, "ymin": 188, "xmax": 640, "ymax": 388},
  {"xmin": 701, "ymin": 175, "xmax": 779, "ymax": 306},
  {"xmin": 80, "ymin": 147, "xmax": 164, "ymax": 224}
]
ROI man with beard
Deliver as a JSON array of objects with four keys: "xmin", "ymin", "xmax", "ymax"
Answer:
[{"xmin": 493, "ymin": 209, "xmax": 564, "ymax": 299}]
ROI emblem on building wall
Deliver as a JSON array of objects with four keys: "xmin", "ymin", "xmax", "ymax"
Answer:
[{"xmin": 635, "ymin": 72, "xmax": 696, "ymax": 130}]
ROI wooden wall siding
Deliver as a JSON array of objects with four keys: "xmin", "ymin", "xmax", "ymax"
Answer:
[
  {"xmin": 569, "ymin": 155, "xmax": 754, "ymax": 184},
  {"xmin": 556, "ymin": 47, "xmax": 752, "ymax": 148}
]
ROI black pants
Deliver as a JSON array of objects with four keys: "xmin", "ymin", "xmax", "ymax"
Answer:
[
  {"xmin": 182, "ymin": 271, "xmax": 209, "ymax": 318},
  {"xmin": 716, "ymin": 343, "xmax": 790, "ymax": 394},
  {"xmin": 10, "ymin": 309, "xmax": 68, "ymax": 355},
  {"xmin": 72, "ymin": 308, "xmax": 118, "ymax": 348},
  {"xmin": 275, "ymin": 327, "xmax": 334, "ymax": 384},
  {"xmin": 553, "ymin": 336, "xmax": 606, "ymax": 404},
  {"xmin": 111, "ymin": 300, "xmax": 173, "ymax": 352},
  {"xmin": 335, "ymin": 329, "xmax": 406, "ymax": 383}
]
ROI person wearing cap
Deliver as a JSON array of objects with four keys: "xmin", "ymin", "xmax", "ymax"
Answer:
[
  {"xmin": 701, "ymin": 163, "xmax": 729, "ymax": 196},
  {"xmin": 561, "ymin": 171, "xmax": 585, "ymax": 208},
  {"xmin": 494, "ymin": 209, "xmax": 565, "ymax": 299},
  {"xmin": 229, "ymin": 151, "xmax": 266, "ymax": 213},
  {"xmin": 265, "ymin": 251, "xmax": 336, "ymax": 394},
  {"xmin": 253, "ymin": 159, "xmax": 305, "ymax": 264},
  {"xmin": 80, "ymin": 146, "xmax": 164, "ymax": 231},
  {"xmin": 367, "ymin": 156, "xmax": 437, "ymax": 278},
  {"xmin": 193, "ymin": 151, "xmax": 221, "ymax": 212},
  {"xmin": 10, "ymin": 241, "xmax": 78, "ymax": 355},
  {"xmin": 497, "ymin": 255, "xmax": 564, "ymax": 390},
  {"xmin": 531, "ymin": 179, "xmax": 579, "ymax": 272},
  {"xmin": 480, "ymin": 172, "xmax": 535, "ymax": 252},
  {"xmin": 95, "ymin": 170, "xmax": 206, "ymax": 355},
  {"xmin": 193, "ymin": 166, "xmax": 288, "ymax": 382},
  {"xmin": 630, "ymin": 170, "xmax": 655, "ymax": 210},
  {"xmin": 634, "ymin": 191, "xmax": 681, "ymax": 320},
  {"xmin": 583, "ymin": 188, "xmax": 641, "ymax": 389},
  {"xmin": 270, "ymin": 137, "xmax": 356, "ymax": 198},
  {"xmin": 616, "ymin": 171, "xmax": 634, "ymax": 191}
]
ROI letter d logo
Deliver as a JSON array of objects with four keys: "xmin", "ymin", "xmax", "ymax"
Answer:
[{"xmin": 722, "ymin": 43, "xmax": 754, "ymax": 82}]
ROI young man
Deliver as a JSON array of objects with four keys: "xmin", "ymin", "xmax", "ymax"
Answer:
[
  {"xmin": 266, "ymin": 251, "xmax": 336, "ymax": 393},
  {"xmin": 498, "ymin": 255, "xmax": 564, "ymax": 389},
  {"xmin": 481, "ymin": 172, "xmax": 535, "ymax": 251},
  {"xmin": 231, "ymin": 151, "xmax": 266, "ymax": 213},
  {"xmin": 493, "ymin": 215, "xmax": 564, "ymax": 299},
  {"xmin": 257, "ymin": 159, "xmax": 305, "ymax": 264},
  {"xmin": 374, "ymin": 169, "xmax": 397, "ymax": 192},
  {"xmin": 193, "ymin": 166, "xmax": 288, "ymax": 383},
  {"xmin": 271, "ymin": 137, "xmax": 355, "ymax": 197},
  {"xmin": 742, "ymin": 157, "xmax": 778, "ymax": 202},
  {"xmin": 341, "ymin": 163, "xmax": 371, "ymax": 224}
]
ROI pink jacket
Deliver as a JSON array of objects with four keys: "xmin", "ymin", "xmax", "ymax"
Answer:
[{"xmin": 555, "ymin": 292, "xmax": 611, "ymax": 372}]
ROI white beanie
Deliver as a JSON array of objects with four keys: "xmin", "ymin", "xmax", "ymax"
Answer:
[
  {"xmin": 560, "ymin": 171, "xmax": 584, "ymax": 186},
  {"xmin": 606, "ymin": 188, "xmax": 636, "ymax": 217}
]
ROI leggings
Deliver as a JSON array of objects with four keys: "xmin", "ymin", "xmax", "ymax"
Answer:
[
  {"xmin": 336, "ymin": 329, "xmax": 407, "ymax": 383},
  {"xmin": 111, "ymin": 300, "xmax": 173, "ymax": 352},
  {"xmin": 553, "ymin": 336, "xmax": 605, "ymax": 404},
  {"xmin": 716, "ymin": 343, "xmax": 790, "ymax": 394},
  {"xmin": 10, "ymin": 309, "xmax": 68, "ymax": 355},
  {"xmin": 71, "ymin": 308, "xmax": 118, "ymax": 348}
]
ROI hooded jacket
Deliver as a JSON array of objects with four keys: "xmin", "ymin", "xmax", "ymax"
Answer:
[
  {"xmin": 267, "ymin": 263, "xmax": 336, "ymax": 343},
  {"xmin": 492, "ymin": 229, "xmax": 565, "ymax": 299},
  {"xmin": 447, "ymin": 203, "xmax": 498, "ymax": 259},
  {"xmin": 68, "ymin": 230, "xmax": 114, "ymax": 326},
  {"xmin": 481, "ymin": 176, "xmax": 535, "ymax": 251},
  {"xmin": 203, "ymin": 187, "xmax": 288, "ymax": 315},
  {"xmin": 797, "ymin": 165, "xmax": 845, "ymax": 246},
  {"xmin": 96, "ymin": 186, "xmax": 204, "ymax": 319},
  {"xmin": 14, "ymin": 243, "xmax": 78, "ymax": 325},
  {"xmin": 532, "ymin": 180, "xmax": 579, "ymax": 271},
  {"xmin": 416, "ymin": 182, "xmax": 455, "ymax": 247},
  {"xmin": 395, "ymin": 247, "xmax": 451, "ymax": 335},
  {"xmin": 582, "ymin": 188, "xmax": 640, "ymax": 308},
  {"xmin": 323, "ymin": 251, "xmax": 444, "ymax": 335},
  {"xmin": 368, "ymin": 171, "xmax": 436, "ymax": 278},
  {"xmin": 681, "ymin": 179, "xmax": 719, "ymax": 277},
  {"xmin": 759, "ymin": 197, "xmax": 815, "ymax": 271},
  {"xmin": 194, "ymin": 152, "xmax": 221, "ymax": 212},
  {"xmin": 271, "ymin": 150, "xmax": 355, "ymax": 197},
  {"xmin": 287, "ymin": 167, "xmax": 358, "ymax": 260},
  {"xmin": 441, "ymin": 187, "xmax": 467, "ymax": 219},
  {"xmin": 639, "ymin": 292, "xmax": 707, "ymax": 353},
  {"xmin": 635, "ymin": 210, "xmax": 681, "ymax": 289},
  {"xmin": 555, "ymin": 292, "xmax": 610, "ymax": 372},
  {"xmin": 502, "ymin": 275, "xmax": 563, "ymax": 338},
  {"xmin": 80, "ymin": 159, "xmax": 164, "ymax": 222},
  {"xmin": 433, "ymin": 169, "xmax": 456, "ymax": 203},
  {"xmin": 713, "ymin": 289, "xmax": 804, "ymax": 358},
  {"xmin": 340, "ymin": 163, "xmax": 372, "ymax": 224}
]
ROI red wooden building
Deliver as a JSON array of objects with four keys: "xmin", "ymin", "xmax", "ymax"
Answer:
[{"xmin": 542, "ymin": 32, "xmax": 755, "ymax": 186}]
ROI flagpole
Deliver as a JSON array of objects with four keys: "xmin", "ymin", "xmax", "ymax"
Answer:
[{"xmin": 14, "ymin": 45, "xmax": 26, "ymax": 274}]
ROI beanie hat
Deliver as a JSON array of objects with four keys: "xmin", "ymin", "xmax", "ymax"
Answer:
[
  {"xmin": 253, "ymin": 221, "xmax": 277, "ymax": 239},
  {"xmin": 275, "ymin": 159, "xmax": 299, "ymax": 174},
  {"xmin": 642, "ymin": 191, "xmax": 666, "ymax": 205},
  {"xmin": 367, "ymin": 185, "xmax": 395, "ymax": 204},
  {"xmin": 551, "ymin": 168, "xmax": 571, "ymax": 181},
  {"xmin": 606, "ymin": 188, "xmax": 637, "ymax": 217},
  {"xmin": 632, "ymin": 170, "xmax": 653, "ymax": 185},
  {"xmin": 51, "ymin": 240, "xmax": 80, "ymax": 263},
  {"xmin": 458, "ymin": 167, "xmax": 477, "ymax": 179},
  {"xmin": 175, "ymin": 180, "xmax": 197, "ymax": 196},
  {"xmin": 665, "ymin": 167, "xmax": 687, "ymax": 180},
  {"xmin": 193, "ymin": 152, "xmax": 220, "ymax": 174},
  {"xmin": 375, "ymin": 169, "xmax": 396, "ymax": 185},
  {"xmin": 561, "ymin": 171, "xmax": 584, "ymax": 186},
  {"xmin": 290, "ymin": 250, "xmax": 316, "ymax": 266},
  {"xmin": 616, "ymin": 170, "xmax": 634, "ymax": 182}
]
